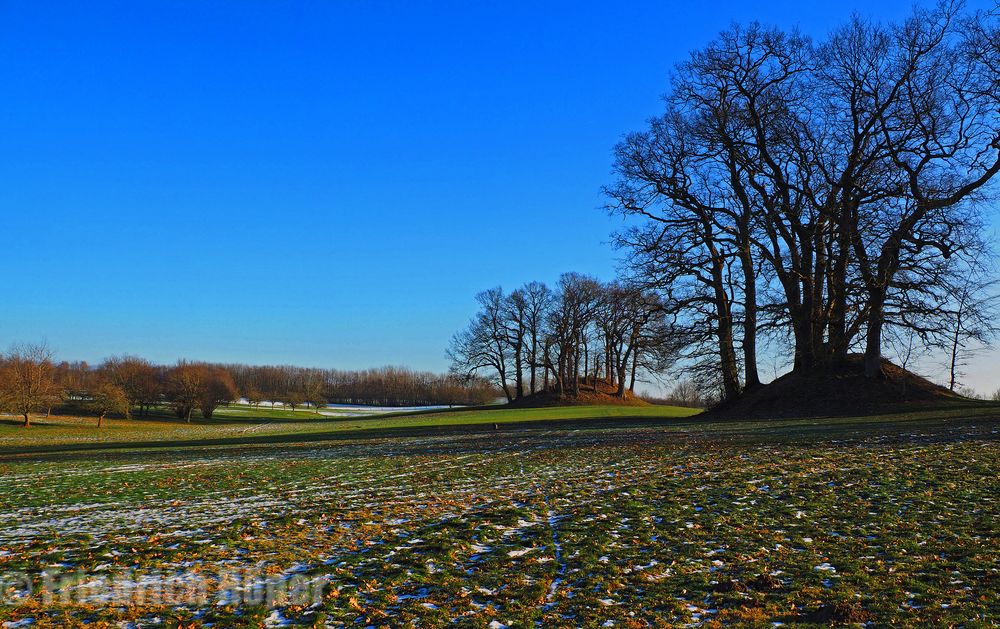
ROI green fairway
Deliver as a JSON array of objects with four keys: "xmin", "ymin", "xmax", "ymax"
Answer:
[
  {"xmin": 2, "ymin": 402, "xmax": 998, "ymax": 457},
  {"xmin": 0, "ymin": 404, "xmax": 700, "ymax": 454}
]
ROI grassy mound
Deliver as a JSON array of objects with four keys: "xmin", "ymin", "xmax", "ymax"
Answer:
[
  {"xmin": 506, "ymin": 379, "xmax": 651, "ymax": 408},
  {"xmin": 708, "ymin": 355, "xmax": 981, "ymax": 419}
]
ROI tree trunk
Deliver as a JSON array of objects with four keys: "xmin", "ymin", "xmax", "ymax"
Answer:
[
  {"xmin": 709, "ymin": 263, "xmax": 742, "ymax": 398},
  {"xmin": 726, "ymin": 149, "xmax": 762, "ymax": 387},
  {"xmin": 796, "ymin": 244, "xmax": 818, "ymax": 373},
  {"xmin": 528, "ymin": 335, "xmax": 537, "ymax": 395},
  {"xmin": 864, "ymin": 293, "xmax": 885, "ymax": 379},
  {"xmin": 740, "ymin": 245, "xmax": 761, "ymax": 388},
  {"xmin": 616, "ymin": 348, "xmax": 630, "ymax": 397},
  {"xmin": 571, "ymin": 347, "xmax": 580, "ymax": 397},
  {"xmin": 792, "ymin": 312, "xmax": 817, "ymax": 373},
  {"xmin": 702, "ymin": 220, "xmax": 742, "ymax": 399},
  {"xmin": 827, "ymin": 214, "xmax": 851, "ymax": 367},
  {"xmin": 949, "ymin": 305, "xmax": 964, "ymax": 391},
  {"xmin": 552, "ymin": 349, "xmax": 567, "ymax": 398},
  {"xmin": 514, "ymin": 343, "xmax": 524, "ymax": 400},
  {"xmin": 810, "ymin": 227, "xmax": 829, "ymax": 364},
  {"xmin": 629, "ymin": 351, "xmax": 638, "ymax": 392},
  {"xmin": 98, "ymin": 413, "xmax": 105, "ymax": 428},
  {"xmin": 499, "ymin": 378, "xmax": 513, "ymax": 403},
  {"xmin": 22, "ymin": 413, "xmax": 30, "ymax": 428}
]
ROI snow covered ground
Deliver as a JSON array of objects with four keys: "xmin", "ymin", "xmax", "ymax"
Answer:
[
  {"xmin": 230, "ymin": 399, "xmax": 459, "ymax": 417},
  {"xmin": 0, "ymin": 421, "xmax": 996, "ymax": 627}
]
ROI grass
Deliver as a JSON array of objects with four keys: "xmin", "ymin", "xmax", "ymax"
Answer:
[
  {"xmin": 0, "ymin": 404, "xmax": 699, "ymax": 454},
  {"xmin": 0, "ymin": 403, "xmax": 997, "ymax": 627}
]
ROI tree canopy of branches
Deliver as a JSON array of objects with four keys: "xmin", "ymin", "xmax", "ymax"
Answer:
[
  {"xmin": 606, "ymin": 3, "xmax": 1000, "ymax": 400},
  {"xmin": 448, "ymin": 275, "xmax": 677, "ymax": 401}
]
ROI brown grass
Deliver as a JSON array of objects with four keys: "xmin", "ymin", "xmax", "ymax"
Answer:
[{"xmin": 506, "ymin": 378, "xmax": 651, "ymax": 408}]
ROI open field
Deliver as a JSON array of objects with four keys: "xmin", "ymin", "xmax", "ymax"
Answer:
[{"xmin": 0, "ymin": 405, "xmax": 997, "ymax": 627}]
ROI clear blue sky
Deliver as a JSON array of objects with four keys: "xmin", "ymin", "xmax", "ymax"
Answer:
[{"xmin": 1, "ymin": 1, "xmax": 997, "ymax": 391}]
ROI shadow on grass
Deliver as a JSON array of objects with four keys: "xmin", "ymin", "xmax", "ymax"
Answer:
[
  {"xmin": 1, "ymin": 404, "xmax": 997, "ymax": 463},
  {"xmin": 8, "ymin": 407, "xmax": 429, "ymax": 428}
]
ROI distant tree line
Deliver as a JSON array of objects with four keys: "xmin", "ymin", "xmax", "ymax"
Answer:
[
  {"xmin": 0, "ymin": 344, "xmax": 497, "ymax": 427},
  {"xmin": 448, "ymin": 274, "xmax": 678, "ymax": 402},
  {"xmin": 640, "ymin": 379, "xmax": 715, "ymax": 409},
  {"xmin": 221, "ymin": 363, "xmax": 496, "ymax": 408}
]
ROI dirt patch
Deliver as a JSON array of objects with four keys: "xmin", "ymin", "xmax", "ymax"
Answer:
[{"xmin": 802, "ymin": 601, "xmax": 874, "ymax": 624}]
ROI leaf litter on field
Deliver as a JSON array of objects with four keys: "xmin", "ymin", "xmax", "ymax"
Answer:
[{"xmin": 0, "ymin": 421, "xmax": 996, "ymax": 626}]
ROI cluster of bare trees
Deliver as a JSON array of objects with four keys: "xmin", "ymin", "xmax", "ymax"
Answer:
[
  {"xmin": 0, "ymin": 347, "xmax": 238, "ymax": 426},
  {"xmin": 0, "ymin": 345, "xmax": 63, "ymax": 427},
  {"xmin": 606, "ymin": 4, "xmax": 1000, "ymax": 399},
  {"xmin": 59, "ymin": 357, "xmax": 238, "ymax": 422},
  {"xmin": 0, "ymin": 348, "xmax": 138, "ymax": 427},
  {"xmin": 0, "ymin": 344, "xmax": 496, "ymax": 427},
  {"xmin": 448, "ymin": 274, "xmax": 677, "ymax": 401},
  {"xmin": 164, "ymin": 363, "xmax": 239, "ymax": 421},
  {"xmin": 223, "ymin": 363, "xmax": 496, "ymax": 408}
]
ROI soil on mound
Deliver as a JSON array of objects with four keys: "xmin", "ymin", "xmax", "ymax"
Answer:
[
  {"xmin": 507, "ymin": 379, "xmax": 651, "ymax": 408},
  {"xmin": 707, "ymin": 355, "xmax": 974, "ymax": 419}
]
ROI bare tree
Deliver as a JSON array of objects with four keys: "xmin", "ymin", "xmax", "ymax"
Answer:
[
  {"xmin": 503, "ymin": 288, "xmax": 529, "ymax": 399},
  {"xmin": 166, "ymin": 363, "xmax": 205, "ymax": 422},
  {"xmin": 942, "ymin": 273, "xmax": 999, "ymax": 391},
  {"xmin": 85, "ymin": 375, "xmax": 130, "ymax": 428},
  {"xmin": 448, "ymin": 288, "xmax": 514, "ymax": 402},
  {"xmin": 544, "ymin": 273, "xmax": 603, "ymax": 397},
  {"xmin": 199, "ymin": 367, "xmax": 238, "ymax": 419},
  {"xmin": 601, "ymin": 283, "xmax": 672, "ymax": 397},
  {"xmin": 522, "ymin": 281, "xmax": 552, "ymax": 395},
  {"xmin": 0, "ymin": 343, "xmax": 61, "ymax": 427}
]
